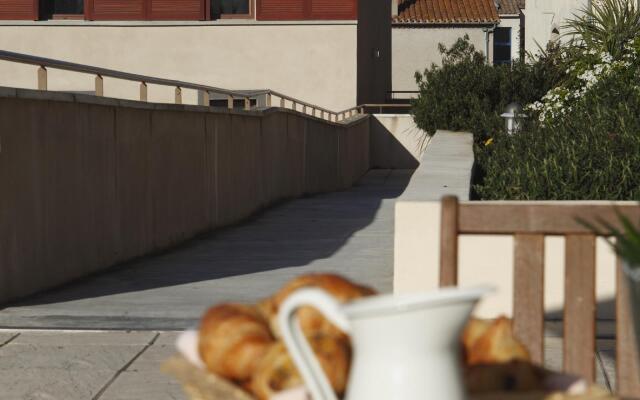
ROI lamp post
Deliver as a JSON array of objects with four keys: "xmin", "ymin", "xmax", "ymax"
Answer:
[{"xmin": 500, "ymin": 102, "xmax": 523, "ymax": 135}]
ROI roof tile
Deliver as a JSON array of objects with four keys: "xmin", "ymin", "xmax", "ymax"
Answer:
[
  {"xmin": 394, "ymin": 0, "xmax": 500, "ymax": 24},
  {"xmin": 496, "ymin": 0, "xmax": 524, "ymax": 15}
]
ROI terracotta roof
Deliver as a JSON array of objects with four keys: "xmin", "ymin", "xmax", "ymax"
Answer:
[
  {"xmin": 496, "ymin": 0, "xmax": 524, "ymax": 15},
  {"xmin": 394, "ymin": 0, "xmax": 500, "ymax": 24}
]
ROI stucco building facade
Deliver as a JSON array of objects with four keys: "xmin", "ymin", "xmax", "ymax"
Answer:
[{"xmin": 0, "ymin": 0, "xmax": 391, "ymax": 110}]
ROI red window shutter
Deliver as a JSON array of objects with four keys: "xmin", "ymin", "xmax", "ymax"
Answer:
[
  {"xmin": 87, "ymin": 0, "xmax": 146, "ymax": 20},
  {"xmin": 0, "ymin": 0, "xmax": 38, "ymax": 20},
  {"xmin": 310, "ymin": 0, "xmax": 356, "ymax": 20},
  {"xmin": 256, "ymin": 0, "xmax": 356, "ymax": 21},
  {"xmin": 256, "ymin": 0, "xmax": 305, "ymax": 20},
  {"xmin": 86, "ymin": 0, "xmax": 205, "ymax": 20},
  {"xmin": 148, "ymin": 0, "xmax": 205, "ymax": 20}
]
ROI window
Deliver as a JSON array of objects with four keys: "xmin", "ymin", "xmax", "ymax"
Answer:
[
  {"xmin": 493, "ymin": 27, "xmax": 512, "ymax": 65},
  {"xmin": 45, "ymin": 0, "xmax": 84, "ymax": 19},
  {"xmin": 211, "ymin": 0, "xmax": 253, "ymax": 19}
]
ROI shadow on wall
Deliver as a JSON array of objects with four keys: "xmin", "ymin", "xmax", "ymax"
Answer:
[
  {"xmin": 6, "ymin": 170, "xmax": 413, "ymax": 310},
  {"xmin": 369, "ymin": 114, "xmax": 425, "ymax": 169}
]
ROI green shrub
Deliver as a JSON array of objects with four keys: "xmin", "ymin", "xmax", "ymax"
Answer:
[
  {"xmin": 411, "ymin": 36, "xmax": 563, "ymax": 142},
  {"xmin": 475, "ymin": 50, "xmax": 640, "ymax": 200}
]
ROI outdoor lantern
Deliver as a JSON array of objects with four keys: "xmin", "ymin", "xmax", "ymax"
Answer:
[{"xmin": 501, "ymin": 102, "xmax": 523, "ymax": 135}]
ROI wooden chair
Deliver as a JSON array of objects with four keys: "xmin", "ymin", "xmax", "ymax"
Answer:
[{"xmin": 439, "ymin": 196, "xmax": 640, "ymax": 397}]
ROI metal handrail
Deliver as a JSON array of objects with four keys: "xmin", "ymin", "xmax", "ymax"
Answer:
[{"xmin": 0, "ymin": 49, "xmax": 410, "ymax": 122}]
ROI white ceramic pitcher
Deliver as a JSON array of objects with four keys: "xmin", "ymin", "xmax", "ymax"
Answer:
[{"xmin": 277, "ymin": 286, "xmax": 492, "ymax": 400}]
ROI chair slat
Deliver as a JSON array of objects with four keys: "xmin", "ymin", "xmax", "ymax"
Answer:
[
  {"xmin": 616, "ymin": 255, "xmax": 640, "ymax": 397},
  {"xmin": 440, "ymin": 196, "xmax": 458, "ymax": 287},
  {"xmin": 564, "ymin": 234, "xmax": 596, "ymax": 383},
  {"xmin": 513, "ymin": 234, "xmax": 545, "ymax": 364},
  {"xmin": 458, "ymin": 204, "xmax": 640, "ymax": 235}
]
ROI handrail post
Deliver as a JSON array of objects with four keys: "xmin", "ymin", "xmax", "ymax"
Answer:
[
  {"xmin": 244, "ymin": 97, "xmax": 251, "ymax": 111},
  {"xmin": 201, "ymin": 90, "xmax": 210, "ymax": 107},
  {"xmin": 227, "ymin": 95, "xmax": 234, "ymax": 110},
  {"xmin": 359, "ymin": 106, "xmax": 365, "ymax": 114},
  {"xmin": 37, "ymin": 66, "xmax": 47, "ymax": 91},
  {"xmin": 292, "ymin": 101, "xmax": 297, "ymax": 112},
  {"xmin": 139, "ymin": 82, "xmax": 148, "ymax": 102},
  {"xmin": 266, "ymin": 93, "xmax": 272, "ymax": 107},
  {"xmin": 95, "ymin": 75, "xmax": 104, "ymax": 97},
  {"xmin": 175, "ymin": 87, "xmax": 182, "ymax": 104},
  {"xmin": 302, "ymin": 105, "xmax": 306, "ymax": 114}
]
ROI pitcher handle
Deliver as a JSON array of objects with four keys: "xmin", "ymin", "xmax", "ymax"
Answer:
[{"xmin": 278, "ymin": 288, "xmax": 351, "ymax": 400}]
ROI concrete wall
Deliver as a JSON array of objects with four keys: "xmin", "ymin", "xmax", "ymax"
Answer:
[
  {"xmin": 0, "ymin": 22, "xmax": 357, "ymax": 110},
  {"xmin": 392, "ymin": 25, "xmax": 493, "ymax": 92},
  {"xmin": 393, "ymin": 130, "xmax": 617, "ymax": 320},
  {"xmin": 0, "ymin": 87, "xmax": 370, "ymax": 304},
  {"xmin": 369, "ymin": 114, "xmax": 425, "ymax": 169}
]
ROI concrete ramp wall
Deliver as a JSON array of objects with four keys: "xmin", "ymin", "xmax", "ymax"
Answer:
[
  {"xmin": 369, "ymin": 114, "xmax": 426, "ymax": 169},
  {"xmin": 0, "ymin": 87, "xmax": 370, "ymax": 303}
]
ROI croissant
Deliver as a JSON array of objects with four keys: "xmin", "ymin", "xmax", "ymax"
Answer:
[
  {"xmin": 250, "ymin": 336, "xmax": 351, "ymax": 400},
  {"xmin": 198, "ymin": 303, "xmax": 274, "ymax": 381},
  {"xmin": 259, "ymin": 273, "xmax": 376, "ymax": 339},
  {"xmin": 465, "ymin": 317, "xmax": 530, "ymax": 366}
]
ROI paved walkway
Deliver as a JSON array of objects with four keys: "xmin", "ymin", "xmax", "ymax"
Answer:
[{"xmin": 0, "ymin": 169, "xmax": 413, "ymax": 400}]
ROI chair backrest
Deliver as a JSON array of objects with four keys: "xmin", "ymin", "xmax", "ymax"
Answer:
[{"xmin": 439, "ymin": 196, "xmax": 640, "ymax": 397}]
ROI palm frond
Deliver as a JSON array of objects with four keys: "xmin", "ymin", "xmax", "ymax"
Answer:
[{"xmin": 563, "ymin": 0, "xmax": 640, "ymax": 58}]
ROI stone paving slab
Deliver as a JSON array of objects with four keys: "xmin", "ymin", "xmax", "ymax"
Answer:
[
  {"xmin": 100, "ymin": 337, "xmax": 186, "ymax": 400},
  {"xmin": 0, "ymin": 331, "xmax": 19, "ymax": 346},
  {"xmin": 0, "ymin": 331, "xmax": 155, "ymax": 400}
]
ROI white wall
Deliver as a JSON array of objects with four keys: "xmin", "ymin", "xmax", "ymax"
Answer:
[
  {"xmin": 523, "ymin": 0, "xmax": 589, "ymax": 56},
  {"xmin": 391, "ymin": 26, "xmax": 491, "ymax": 93},
  {"xmin": 0, "ymin": 22, "xmax": 357, "ymax": 110}
]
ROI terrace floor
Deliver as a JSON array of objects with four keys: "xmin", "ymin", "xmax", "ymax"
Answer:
[{"xmin": 0, "ymin": 169, "xmax": 618, "ymax": 399}]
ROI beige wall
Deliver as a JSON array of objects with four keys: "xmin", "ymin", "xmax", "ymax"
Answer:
[
  {"xmin": 0, "ymin": 87, "xmax": 370, "ymax": 304},
  {"xmin": 392, "ymin": 26, "xmax": 492, "ymax": 92},
  {"xmin": 0, "ymin": 22, "xmax": 357, "ymax": 110},
  {"xmin": 393, "ymin": 131, "xmax": 618, "ymax": 319},
  {"xmin": 395, "ymin": 201, "xmax": 619, "ymax": 320}
]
